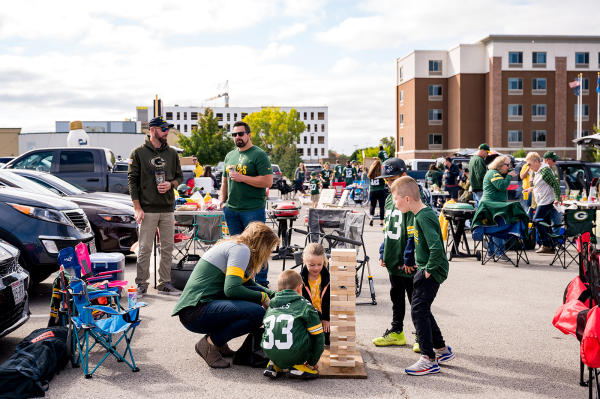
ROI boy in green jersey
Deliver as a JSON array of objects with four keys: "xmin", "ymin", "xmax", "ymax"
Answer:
[
  {"xmin": 262, "ymin": 270, "xmax": 325, "ymax": 380},
  {"xmin": 391, "ymin": 176, "xmax": 454, "ymax": 376},
  {"xmin": 334, "ymin": 160, "xmax": 343, "ymax": 182},
  {"xmin": 309, "ymin": 171, "xmax": 321, "ymax": 208},
  {"xmin": 320, "ymin": 162, "xmax": 332, "ymax": 189}
]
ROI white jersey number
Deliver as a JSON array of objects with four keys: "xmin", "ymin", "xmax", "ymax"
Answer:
[
  {"xmin": 263, "ymin": 314, "xmax": 295, "ymax": 350},
  {"xmin": 385, "ymin": 209, "xmax": 403, "ymax": 240}
]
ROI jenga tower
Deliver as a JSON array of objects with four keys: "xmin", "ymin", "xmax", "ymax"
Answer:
[{"xmin": 329, "ymin": 248, "xmax": 358, "ymax": 367}]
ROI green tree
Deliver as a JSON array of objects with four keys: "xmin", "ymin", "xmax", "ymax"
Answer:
[
  {"xmin": 177, "ymin": 108, "xmax": 234, "ymax": 165},
  {"xmin": 270, "ymin": 144, "xmax": 302, "ymax": 180},
  {"xmin": 243, "ymin": 107, "xmax": 305, "ymax": 153},
  {"xmin": 512, "ymin": 148, "xmax": 527, "ymax": 158}
]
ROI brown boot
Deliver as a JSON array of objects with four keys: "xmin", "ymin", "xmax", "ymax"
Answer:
[
  {"xmin": 536, "ymin": 246, "xmax": 554, "ymax": 254},
  {"xmin": 217, "ymin": 343, "xmax": 235, "ymax": 357},
  {"xmin": 195, "ymin": 336, "xmax": 230, "ymax": 368}
]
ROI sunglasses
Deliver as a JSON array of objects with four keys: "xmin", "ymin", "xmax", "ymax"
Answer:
[
  {"xmin": 231, "ymin": 132, "xmax": 246, "ymax": 137},
  {"xmin": 160, "ymin": 127, "xmax": 170, "ymax": 132}
]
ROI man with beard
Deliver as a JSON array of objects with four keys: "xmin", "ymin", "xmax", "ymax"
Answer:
[
  {"xmin": 128, "ymin": 116, "xmax": 183, "ymax": 297},
  {"xmin": 221, "ymin": 121, "xmax": 273, "ymax": 286}
]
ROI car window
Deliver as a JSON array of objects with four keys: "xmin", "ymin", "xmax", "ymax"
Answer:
[
  {"xmin": 416, "ymin": 161, "xmax": 434, "ymax": 171},
  {"xmin": 562, "ymin": 166, "xmax": 587, "ymax": 191},
  {"xmin": 114, "ymin": 163, "xmax": 129, "ymax": 172},
  {"xmin": 589, "ymin": 166, "xmax": 600, "ymax": 180},
  {"xmin": 0, "ymin": 171, "xmax": 60, "ymax": 196},
  {"xmin": 13, "ymin": 151, "xmax": 54, "ymax": 172},
  {"xmin": 272, "ymin": 165, "xmax": 280, "ymax": 172},
  {"xmin": 59, "ymin": 151, "xmax": 94, "ymax": 173}
]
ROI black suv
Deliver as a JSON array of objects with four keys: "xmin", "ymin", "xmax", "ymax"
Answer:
[
  {"xmin": 0, "ymin": 239, "xmax": 29, "ymax": 338},
  {"xmin": 0, "ymin": 186, "xmax": 94, "ymax": 283}
]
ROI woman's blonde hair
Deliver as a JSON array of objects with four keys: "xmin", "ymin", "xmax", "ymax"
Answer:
[
  {"xmin": 488, "ymin": 155, "xmax": 510, "ymax": 171},
  {"xmin": 302, "ymin": 243, "xmax": 328, "ymax": 269},
  {"xmin": 525, "ymin": 152, "xmax": 541, "ymax": 163},
  {"xmin": 367, "ymin": 159, "xmax": 382, "ymax": 179},
  {"xmin": 219, "ymin": 222, "xmax": 279, "ymax": 277}
]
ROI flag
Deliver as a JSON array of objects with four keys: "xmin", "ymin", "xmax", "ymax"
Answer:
[
  {"xmin": 569, "ymin": 79, "xmax": 580, "ymax": 88},
  {"xmin": 596, "ymin": 73, "xmax": 599, "ymax": 94}
]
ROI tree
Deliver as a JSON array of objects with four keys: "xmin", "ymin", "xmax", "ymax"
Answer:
[
  {"xmin": 270, "ymin": 144, "xmax": 302, "ymax": 180},
  {"xmin": 512, "ymin": 148, "xmax": 527, "ymax": 158},
  {"xmin": 177, "ymin": 109, "xmax": 234, "ymax": 165},
  {"xmin": 243, "ymin": 107, "xmax": 305, "ymax": 153}
]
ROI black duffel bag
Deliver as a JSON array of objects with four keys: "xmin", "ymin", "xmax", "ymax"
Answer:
[
  {"xmin": 171, "ymin": 254, "xmax": 201, "ymax": 290},
  {"xmin": 0, "ymin": 326, "xmax": 69, "ymax": 398}
]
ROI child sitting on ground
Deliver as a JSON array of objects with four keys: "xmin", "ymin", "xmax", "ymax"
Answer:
[
  {"xmin": 309, "ymin": 171, "xmax": 321, "ymax": 208},
  {"xmin": 391, "ymin": 176, "xmax": 455, "ymax": 376},
  {"xmin": 261, "ymin": 269, "xmax": 325, "ymax": 380},
  {"xmin": 300, "ymin": 243, "xmax": 330, "ymax": 345}
]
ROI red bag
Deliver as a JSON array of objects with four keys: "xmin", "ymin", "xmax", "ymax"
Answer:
[
  {"xmin": 563, "ymin": 276, "xmax": 589, "ymax": 305},
  {"xmin": 581, "ymin": 306, "xmax": 600, "ymax": 367},
  {"xmin": 553, "ymin": 300, "xmax": 588, "ymax": 337}
]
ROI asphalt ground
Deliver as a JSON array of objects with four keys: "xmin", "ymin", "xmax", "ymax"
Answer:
[{"xmin": 0, "ymin": 204, "xmax": 586, "ymax": 398}]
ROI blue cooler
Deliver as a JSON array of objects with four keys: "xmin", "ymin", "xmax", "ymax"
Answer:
[{"xmin": 89, "ymin": 253, "xmax": 125, "ymax": 283}]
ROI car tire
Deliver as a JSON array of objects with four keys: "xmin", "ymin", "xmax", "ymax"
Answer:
[{"xmin": 21, "ymin": 255, "xmax": 52, "ymax": 285}]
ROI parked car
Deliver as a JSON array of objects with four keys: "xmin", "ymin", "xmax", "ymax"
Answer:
[
  {"xmin": 556, "ymin": 160, "xmax": 600, "ymax": 196},
  {"xmin": 11, "ymin": 169, "xmax": 133, "ymax": 207},
  {"xmin": 0, "ymin": 186, "xmax": 94, "ymax": 282},
  {"xmin": 113, "ymin": 161, "xmax": 129, "ymax": 173},
  {"xmin": 271, "ymin": 164, "xmax": 282, "ymax": 188},
  {"xmin": 0, "ymin": 157, "xmax": 14, "ymax": 164},
  {"xmin": 305, "ymin": 163, "xmax": 323, "ymax": 177},
  {"xmin": 4, "ymin": 147, "xmax": 129, "ymax": 193},
  {"xmin": 0, "ymin": 170, "xmax": 137, "ymax": 254},
  {"xmin": 0, "ymin": 239, "xmax": 30, "ymax": 338}
]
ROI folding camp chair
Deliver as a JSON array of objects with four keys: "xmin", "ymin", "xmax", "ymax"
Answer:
[
  {"xmin": 547, "ymin": 209, "xmax": 596, "ymax": 269},
  {"xmin": 173, "ymin": 212, "xmax": 224, "ymax": 258},
  {"xmin": 68, "ymin": 277, "xmax": 146, "ymax": 378},
  {"xmin": 472, "ymin": 219, "xmax": 529, "ymax": 267}
]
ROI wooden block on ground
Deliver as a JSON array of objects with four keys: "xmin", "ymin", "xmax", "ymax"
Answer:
[
  {"xmin": 331, "ymin": 249, "xmax": 357, "ymax": 257},
  {"xmin": 317, "ymin": 348, "xmax": 366, "ymax": 378}
]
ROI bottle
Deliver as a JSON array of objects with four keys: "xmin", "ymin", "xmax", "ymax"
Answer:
[
  {"xmin": 204, "ymin": 192, "xmax": 212, "ymax": 204},
  {"xmin": 128, "ymin": 285, "xmax": 137, "ymax": 308}
]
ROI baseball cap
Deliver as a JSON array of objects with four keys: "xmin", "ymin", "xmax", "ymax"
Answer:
[
  {"xmin": 479, "ymin": 143, "xmax": 490, "ymax": 152},
  {"xmin": 310, "ymin": 171, "xmax": 316, "ymax": 176},
  {"xmin": 543, "ymin": 151, "xmax": 559, "ymax": 161},
  {"xmin": 149, "ymin": 116, "xmax": 174, "ymax": 129},
  {"xmin": 377, "ymin": 157, "xmax": 407, "ymax": 178}
]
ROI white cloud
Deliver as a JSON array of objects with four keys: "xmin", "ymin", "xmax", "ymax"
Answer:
[
  {"xmin": 331, "ymin": 57, "xmax": 360, "ymax": 75},
  {"xmin": 274, "ymin": 23, "xmax": 307, "ymax": 40}
]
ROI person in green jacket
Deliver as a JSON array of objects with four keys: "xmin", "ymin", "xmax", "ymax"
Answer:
[
  {"xmin": 344, "ymin": 160, "xmax": 357, "ymax": 186},
  {"xmin": 262, "ymin": 269, "xmax": 325, "ymax": 380},
  {"xmin": 391, "ymin": 176, "xmax": 454, "ymax": 376},
  {"xmin": 378, "ymin": 145, "xmax": 389, "ymax": 162},
  {"xmin": 372, "ymin": 158, "xmax": 419, "ymax": 352},
  {"xmin": 172, "ymin": 222, "xmax": 279, "ymax": 369},
  {"xmin": 468, "ymin": 143, "xmax": 490, "ymax": 206},
  {"xmin": 334, "ymin": 160, "xmax": 343, "ymax": 183},
  {"xmin": 320, "ymin": 162, "xmax": 332, "ymax": 189},
  {"xmin": 425, "ymin": 164, "xmax": 443, "ymax": 189}
]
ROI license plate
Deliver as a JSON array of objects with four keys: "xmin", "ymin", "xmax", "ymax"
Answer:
[
  {"xmin": 88, "ymin": 240, "xmax": 97, "ymax": 254},
  {"xmin": 11, "ymin": 280, "xmax": 25, "ymax": 305}
]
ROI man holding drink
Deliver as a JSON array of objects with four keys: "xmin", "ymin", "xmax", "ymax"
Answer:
[{"xmin": 128, "ymin": 116, "xmax": 183, "ymax": 297}]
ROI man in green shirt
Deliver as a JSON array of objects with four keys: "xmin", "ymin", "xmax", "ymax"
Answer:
[
  {"xmin": 221, "ymin": 121, "xmax": 273, "ymax": 286},
  {"xmin": 391, "ymin": 176, "xmax": 454, "ymax": 376},
  {"xmin": 320, "ymin": 162, "xmax": 332, "ymax": 189},
  {"xmin": 468, "ymin": 143, "xmax": 489, "ymax": 206},
  {"xmin": 344, "ymin": 161, "xmax": 357, "ymax": 186},
  {"xmin": 334, "ymin": 160, "xmax": 343, "ymax": 182},
  {"xmin": 378, "ymin": 145, "xmax": 389, "ymax": 162}
]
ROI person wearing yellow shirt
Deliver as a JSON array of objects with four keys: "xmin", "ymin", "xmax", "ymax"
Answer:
[{"xmin": 193, "ymin": 156, "xmax": 204, "ymax": 178}]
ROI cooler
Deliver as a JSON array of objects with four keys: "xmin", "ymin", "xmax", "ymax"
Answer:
[{"xmin": 89, "ymin": 252, "xmax": 126, "ymax": 283}]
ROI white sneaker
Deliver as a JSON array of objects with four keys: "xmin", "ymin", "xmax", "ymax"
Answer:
[{"xmin": 405, "ymin": 355, "xmax": 440, "ymax": 376}]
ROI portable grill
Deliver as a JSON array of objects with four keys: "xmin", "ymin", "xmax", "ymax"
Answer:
[
  {"xmin": 271, "ymin": 201, "xmax": 300, "ymax": 260},
  {"xmin": 442, "ymin": 202, "xmax": 477, "ymax": 260}
]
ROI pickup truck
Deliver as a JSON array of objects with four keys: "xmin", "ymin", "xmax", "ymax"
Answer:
[{"xmin": 4, "ymin": 147, "xmax": 130, "ymax": 194}]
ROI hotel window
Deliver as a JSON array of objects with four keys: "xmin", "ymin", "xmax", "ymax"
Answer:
[
  {"xmin": 314, "ymin": 124, "xmax": 317, "ymax": 132},
  {"xmin": 321, "ymin": 124, "xmax": 325, "ymax": 132},
  {"xmin": 310, "ymin": 136, "xmax": 314, "ymax": 145},
  {"xmin": 318, "ymin": 112, "xmax": 325, "ymax": 120},
  {"xmin": 234, "ymin": 113, "xmax": 238, "ymax": 121},
  {"xmin": 241, "ymin": 113, "xmax": 248, "ymax": 118},
  {"xmin": 576, "ymin": 52, "xmax": 590, "ymax": 67},
  {"xmin": 508, "ymin": 104, "xmax": 523, "ymax": 121},
  {"xmin": 532, "ymin": 130, "xmax": 547, "ymax": 146},
  {"xmin": 428, "ymin": 84, "xmax": 443, "ymax": 100},
  {"xmin": 532, "ymin": 51, "xmax": 546, "ymax": 66},
  {"xmin": 314, "ymin": 148, "xmax": 318, "ymax": 156},
  {"xmin": 428, "ymin": 109, "xmax": 443, "ymax": 125},
  {"xmin": 508, "ymin": 51, "xmax": 523, "ymax": 66},
  {"xmin": 311, "ymin": 112, "xmax": 314, "ymax": 120},
  {"xmin": 508, "ymin": 130, "xmax": 523, "ymax": 146},
  {"xmin": 184, "ymin": 124, "xmax": 188, "ymax": 132},
  {"xmin": 398, "ymin": 66, "xmax": 404, "ymax": 82},
  {"xmin": 532, "ymin": 78, "xmax": 547, "ymax": 95},
  {"xmin": 508, "ymin": 78, "xmax": 523, "ymax": 95},
  {"xmin": 531, "ymin": 104, "xmax": 547, "ymax": 121},
  {"xmin": 177, "ymin": 124, "xmax": 180, "ymax": 131},
  {"xmin": 399, "ymin": 90, "xmax": 404, "ymax": 104},
  {"xmin": 318, "ymin": 136, "xmax": 324, "ymax": 144},
  {"xmin": 307, "ymin": 124, "xmax": 310, "ymax": 132},
  {"xmin": 399, "ymin": 113, "xmax": 404, "ymax": 127},
  {"xmin": 216, "ymin": 113, "xmax": 223, "ymax": 121},
  {"xmin": 183, "ymin": 112, "xmax": 187, "ymax": 120},
  {"xmin": 428, "ymin": 60, "xmax": 442, "ymax": 75},
  {"xmin": 582, "ymin": 78, "xmax": 590, "ymax": 95},
  {"xmin": 191, "ymin": 112, "xmax": 198, "ymax": 120},
  {"xmin": 574, "ymin": 104, "xmax": 590, "ymax": 121},
  {"xmin": 298, "ymin": 148, "xmax": 304, "ymax": 156},
  {"xmin": 304, "ymin": 136, "xmax": 307, "ymax": 144},
  {"xmin": 166, "ymin": 112, "xmax": 173, "ymax": 120},
  {"xmin": 400, "ymin": 136, "xmax": 404, "ymax": 147},
  {"xmin": 303, "ymin": 112, "xmax": 307, "ymax": 120},
  {"xmin": 177, "ymin": 112, "xmax": 180, "ymax": 120},
  {"xmin": 321, "ymin": 148, "xmax": 325, "ymax": 156},
  {"xmin": 428, "ymin": 134, "xmax": 443, "ymax": 149},
  {"xmin": 574, "ymin": 130, "xmax": 590, "ymax": 138},
  {"xmin": 227, "ymin": 113, "xmax": 230, "ymax": 121}
]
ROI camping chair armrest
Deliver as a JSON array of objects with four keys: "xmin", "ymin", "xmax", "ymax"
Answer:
[
  {"xmin": 96, "ymin": 270, "xmax": 122, "ymax": 276},
  {"xmin": 126, "ymin": 302, "xmax": 147, "ymax": 311},
  {"xmin": 87, "ymin": 290, "xmax": 119, "ymax": 300},
  {"xmin": 84, "ymin": 304, "xmax": 122, "ymax": 315},
  {"xmin": 292, "ymin": 228, "xmax": 309, "ymax": 235}
]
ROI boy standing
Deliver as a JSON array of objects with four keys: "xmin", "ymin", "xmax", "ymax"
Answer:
[
  {"xmin": 391, "ymin": 176, "xmax": 454, "ymax": 375},
  {"xmin": 309, "ymin": 171, "xmax": 321, "ymax": 208},
  {"xmin": 261, "ymin": 270, "xmax": 325, "ymax": 380}
]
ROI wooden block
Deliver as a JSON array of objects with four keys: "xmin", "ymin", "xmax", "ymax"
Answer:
[
  {"xmin": 331, "ymin": 249, "xmax": 357, "ymax": 258},
  {"xmin": 330, "ymin": 359, "xmax": 356, "ymax": 368},
  {"xmin": 329, "ymin": 321, "xmax": 354, "ymax": 328},
  {"xmin": 330, "ymin": 288, "xmax": 354, "ymax": 296},
  {"xmin": 330, "ymin": 314, "xmax": 355, "ymax": 321}
]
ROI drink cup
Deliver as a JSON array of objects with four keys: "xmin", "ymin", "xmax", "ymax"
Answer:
[{"xmin": 155, "ymin": 170, "xmax": 165, "ymax": 185}]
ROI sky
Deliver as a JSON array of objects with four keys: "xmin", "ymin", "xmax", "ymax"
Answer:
[{"xmin": 1, "ymin": 0, "xmax": 599, "ymax": 154}]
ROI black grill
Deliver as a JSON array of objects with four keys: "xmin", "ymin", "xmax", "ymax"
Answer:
[
  {"xmin": 0, "ymin": 257, "xmax": 18, "ymax": 275},
  {"xmin": 65, "ymin": 210, "xmax": 90, "ymax": 232}
]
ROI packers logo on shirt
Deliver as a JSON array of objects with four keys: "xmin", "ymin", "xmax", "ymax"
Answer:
[{"xmin": 574, "ymin": 211, "xmax": 589, "ymax": 221}]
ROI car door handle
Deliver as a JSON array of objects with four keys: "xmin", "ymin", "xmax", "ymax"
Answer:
[{"xmin": 87, "ymin": 178, "xmax": 100, "ymax": 182}]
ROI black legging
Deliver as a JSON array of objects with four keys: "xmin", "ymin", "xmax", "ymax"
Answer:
[{"xmin": 369, "ymin": 190, "xmax": 386, "ymax": 220}]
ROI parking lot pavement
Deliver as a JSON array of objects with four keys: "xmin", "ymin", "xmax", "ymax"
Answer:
[{"xmin": 0, "ymin": 206, "xmax": 586, "ymax": 398}]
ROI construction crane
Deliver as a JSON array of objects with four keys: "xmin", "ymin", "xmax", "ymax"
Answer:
[{"xmin": 205, "ymin": 80, "xmax": 229, "ymax": 107}]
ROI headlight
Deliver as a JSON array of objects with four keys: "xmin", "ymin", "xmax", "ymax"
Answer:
[
  {"xmin": 9, "ymin": 203, "xmax": 72, "ymax": 226},
  {"xmin": 98, "ymin": 214, "xmax": 135, "ymax": 224}
]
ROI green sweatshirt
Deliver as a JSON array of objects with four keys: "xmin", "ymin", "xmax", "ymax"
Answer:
[
  {"xmin": 383, "ymin": 194, "xmax": 415, "ymax": 278},
  {"xmin": 481, "ymin": 169, "xmax": 512, "ymax": 202},
  {"xmin": 468, "ymin": 155, "xmax": 487, "ymax": 191},
  {"xmin": 413, "ymin": 206, "xmax": 449, "ymax": 284},
  {"xmin": 261, "ymin": 289, "xmax": 325, "ymax": 368},
  {"xmin": 128, "ymin": 138, "xmax": 183, "ymax": 213}
]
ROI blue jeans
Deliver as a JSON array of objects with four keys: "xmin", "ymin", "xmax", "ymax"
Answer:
[
  {"xmin": 178, "ymin": 299, "xmax": 265, "ymax": 347},
  {"xmin": 473, "ymin": 191, "xmax": 482, "ymax": 207},
  {"xmin": 223, "ymin": 206, "xmax": 269, "ymax": 285},
  {"xmin": 534, "ymin": 204, "xmax": 555, "ymax": 248}
]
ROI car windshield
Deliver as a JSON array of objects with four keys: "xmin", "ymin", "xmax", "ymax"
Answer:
[
  {"xmin": 22, "ymin": 172, "xmax": 86, "ymax": 195},
  {"xmin": 0, "ymin": 171, "xmax": 61, "ymax": 197}
]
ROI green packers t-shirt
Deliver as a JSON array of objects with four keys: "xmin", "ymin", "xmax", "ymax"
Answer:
[
  {"xmin": 344, "ymin": 166, "xmax": 356, "ymax": 185},
  {"xmin": 413, "ymin": 206, "xmax": 449, "ymax": 284},
  {"xmin": 334, "ymin": 164, "xmax": 343, "ymax": 179},
  {"xmin": 383, "ymin": 194, "xmax": 415, "ymax": 278},
  {"xmin": 320, "ymin": 169, "xmax": 332, "ymax": 188},
  {"xmin": 309, "ymin": 178, "xmax": 320, "ymax": 195},
  {"xmin": 369, "ymin": 178, "xmax": 385, "ymax": 192},
  {"xmin": 224, "ymin": 145, "xmax": 272, "ymax": 212}
]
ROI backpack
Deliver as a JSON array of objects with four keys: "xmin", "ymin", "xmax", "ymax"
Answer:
[{"xmin": 0, "ymin": 326, "xmax": 69, "ymax": 398}]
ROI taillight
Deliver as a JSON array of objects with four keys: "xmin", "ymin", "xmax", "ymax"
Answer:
[{"xmin": 275, "ymin": 171, "xmax": 282, "ymax": 175}]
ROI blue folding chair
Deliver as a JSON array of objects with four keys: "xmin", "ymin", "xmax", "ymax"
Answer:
[
  {"xmin": 68, "ymin": 278, "xmax": 146, "ymax": 378},
  {"xmin": 472, "ymin": 219, "xmax": 530, "ymax": 267}
]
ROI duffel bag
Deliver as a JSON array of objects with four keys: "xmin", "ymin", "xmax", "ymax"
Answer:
[
  {"xmin": 582, "ymin": 306, "xmax": 600, "ymax": 368},
  {"xmin": 0, "ymin": 326, "xmax": 69, "ymax": 398},
  {"xmin": 171, "ymin": 254, "xmax": 201, "ymax": 290}
]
